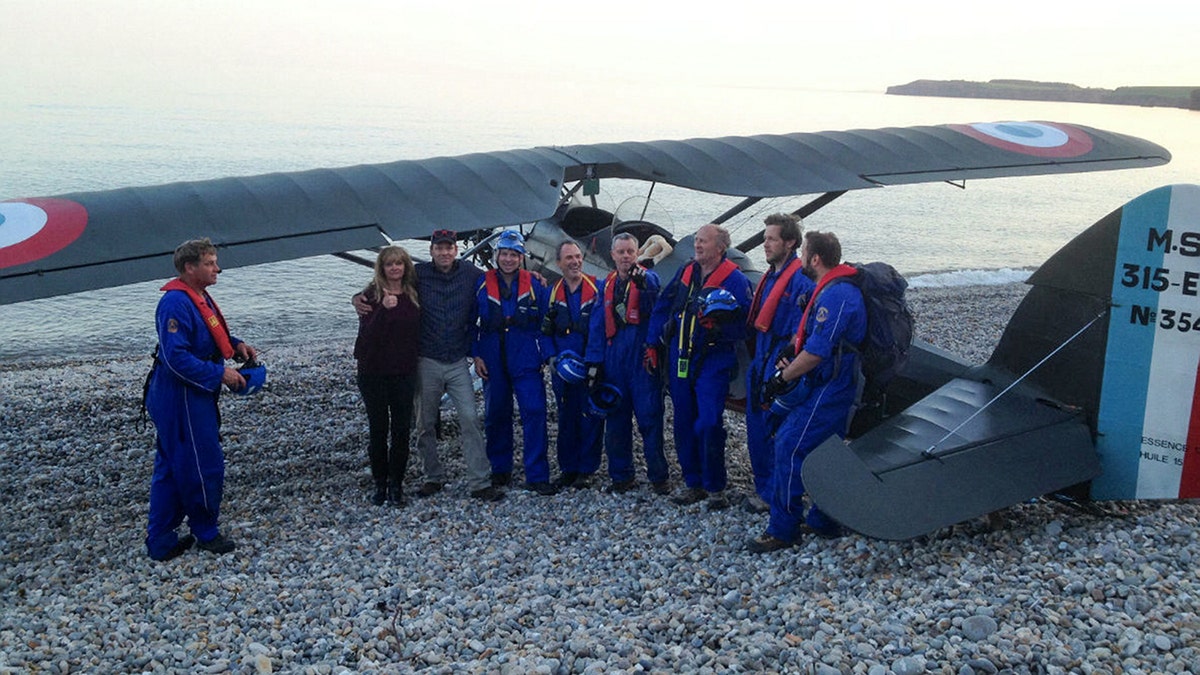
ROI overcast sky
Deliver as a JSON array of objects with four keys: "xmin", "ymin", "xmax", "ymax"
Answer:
[{"xmin": 2, "ymin": 0, "xmax": 1195, "ymax": 106}]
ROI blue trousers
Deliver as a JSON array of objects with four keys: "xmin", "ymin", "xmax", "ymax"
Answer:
[
  {"xmin": 667, "ymin": 347, "xmax": 735, "ymax": 493},
  {"xmin": 552, "ymin": 377, "xmax": 602, "ymax": 475},
  {"xmin": 602, "ymin": 359, "xmax": 668, "ymax": 484},
  {"xmin": 483, "ymin": 365, "xmax": 550, "ymax": 484},
  {"xmin": 766, "ymin": 383, "xmax": 854, "ymax": 541},
  {"xmin": 145, "ymin": 385, "xmax": 224, "ymax": 559}
]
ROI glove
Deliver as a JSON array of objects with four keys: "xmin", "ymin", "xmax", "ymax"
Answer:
[
  {"xmin": 586, "ymin": 364, "xmax": 602, "ymax": 390},
  {"xmin": 643, "ymin": 345, "xmax": 660, "ymax": 373},
  {"xmin": 761, "ymin": 370, "xmax": 790, "ymax": 403},
  {"xmin": 628, "ymin": 265, "xmax": 647, "ymax": 289}
]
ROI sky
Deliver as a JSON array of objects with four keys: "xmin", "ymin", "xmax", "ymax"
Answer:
[{"xmin": 1, "ymin": 0, "xmax": 1196, "ymax": 107}]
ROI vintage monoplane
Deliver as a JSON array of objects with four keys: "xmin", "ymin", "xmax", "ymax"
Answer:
[{"xmin": 3, "ymin": 121, "xmax": 1195, "ymax": 540}]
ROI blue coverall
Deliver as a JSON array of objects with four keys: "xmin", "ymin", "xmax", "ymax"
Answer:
[
  {"xmin": 649, "ymin": 259, "xmax": 752, "ymax": 494},
  {"xmin": 473, "ymin": 270, "xmax": 553, "ymax": 484},
  {"xmin": 767, "ymin": 278, "xmax": 866, "ymax": 540},
  {"xmin": 547, "ymin": 276, "xmax": 603, "ymax": 478},
  {"xmin": 745, "ymin": 256, "xmax": 814, "ymax": 502},
  {"xmin": 585, "ymin": 268, "xmax": 669, "ymax": 485},
  {"xmin": 145, "ymin": 289, "xmax": 243, "ymax": 560}
]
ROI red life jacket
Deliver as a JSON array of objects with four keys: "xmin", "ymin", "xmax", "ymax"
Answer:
[
  {"xmin": 550, "ymin": 275, "xmax": 598, "ymax": 335},
  {"xmin": 483, "ymin": 269, "xmax": 537, "ymax": 329},
  {"xmin": 749, "ymin": 256, "xmax": 804, "ymax": 333},
  {"xmin": 792, "ymin": 263, "xmax": 857, "ymax": 353},
  {"xmin": 160, "ymin": 278, "xmax": 235, "ymax": 359},
  {"xmin": 680, "ymin": 258, "xmax": 738, "ymax": 289},
  {"xmin": 603, "ymin": 268, "xmax": 644, "ymax": 339}
]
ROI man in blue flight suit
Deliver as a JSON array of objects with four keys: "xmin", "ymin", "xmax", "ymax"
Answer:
[
  {"xmin": 648, "ymin": 224, "xmax": 752, "ymax": 510},
  {"xmin": 585, "ymin": 232, "xmax": 671, "ymax": 495},
  {"xmin": 744, "ymin": 214, "xmax": 814, "ymax": 514},
  {"xmin": 544, "ymin": 240, "xmax": 603, "ymax": 488},
  {"xmin": 472, "ymin": 231, "xmax": 557, "ymax": 495},
  {"xmin": 145, "ymin": 238, "xmax": 258, "ymax": 561},
  {"xmin": 750, "ymin": 230, "xmax": 866, "ymax": 552}
]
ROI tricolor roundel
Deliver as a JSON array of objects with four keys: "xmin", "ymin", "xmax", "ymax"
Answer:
[
  {"xmin": 950, "ymin": 121, "xmax": 1094, "ymax": 158},
  {"xmin": 0, "ymin": 198, "xmax": 88, "ymax": 269}
]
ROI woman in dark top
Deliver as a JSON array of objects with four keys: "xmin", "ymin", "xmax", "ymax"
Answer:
[{"xmin": 354, "ymin": 245, "xmax": 421, "ymax": 506}]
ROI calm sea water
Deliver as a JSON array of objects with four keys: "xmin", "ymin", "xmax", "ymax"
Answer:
[{"xmin": 1, "ymin": 82, "xmax": 1197, "ymax": 361}]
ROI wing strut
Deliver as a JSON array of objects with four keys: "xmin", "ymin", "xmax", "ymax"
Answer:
[{"xmin": 735, "ymin": 190, "xmax": 846, "ymax": 253}]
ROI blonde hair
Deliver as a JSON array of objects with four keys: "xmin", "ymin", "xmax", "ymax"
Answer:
[{"xmin": 365, "ymin": 245, "xmax": 419, "ymax": 307}]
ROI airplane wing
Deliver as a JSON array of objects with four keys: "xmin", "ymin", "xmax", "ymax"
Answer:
[{"xmin": 1, "ymin": 121, "xmax": 1169, "ymax": 304}]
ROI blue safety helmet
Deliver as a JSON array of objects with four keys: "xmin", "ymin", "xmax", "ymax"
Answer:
[
  {"xmin": 234, "ymin": 363, "xmax": 267, "ymax": 396},
  {"xmin": 495, "ymin": 230, "xmax": 527, "ymax": 255},
  {"xmin": 697, "ymin": 287, "xmax": 739, "ymax": 323},
  {"xmin": 767, "ymin": 373, "xmax": 810, "ymax": 417},
  {"xmin": 555, "ymin": 350, "xmax": 587, "ymax": 384},
  {"xmin": 586, "ymin": 383, "xmax": 623, "ymax": 418}
]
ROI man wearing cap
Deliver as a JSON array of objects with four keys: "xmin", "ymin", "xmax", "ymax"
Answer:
[
  {"xmin": 648, "ymin": 224, "xmax": 752, "ymax": 510},
  {"xmin": 144, "ymin": 238, "xmax": 258, "ymax": 561},
  {"xmin": 744, "ymin": 214, "xmax": 814, "ymax": 514},
  {"xmin": 750, "ymin": 230, "xmax": 866, "ymax": 552},
  {"xmin": 353, "ymin": 229, "xmax": 501, "ymax": 501},
  {"xmin": 472, "ymin": 230, "xmax": 557, "ymax": 495},
  {"xmin": 585, "ymin": 232, "xmax": 670, "ymax": 495},
  {"xmin": 543, "ymin": 240, "xmax": 603, "ymax": 488}
]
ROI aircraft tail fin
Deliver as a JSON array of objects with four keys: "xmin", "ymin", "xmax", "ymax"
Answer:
[{"xmin": 988, "ymin": 184, "xmax": 1200, "ymax": 500}]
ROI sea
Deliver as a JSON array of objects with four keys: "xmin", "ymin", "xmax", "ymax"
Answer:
[{"xmin": 1, "ymin": 82, "xmax": 1197, "ymax": 362}]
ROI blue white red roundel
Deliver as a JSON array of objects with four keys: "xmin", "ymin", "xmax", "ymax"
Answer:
[
  {"xmin": 950, "ymin": 121, "xmax": 1094, "ymax": 158},
  {"xmin": 0, "ymin": 198, "xmax": 88, "ymax": 269}
]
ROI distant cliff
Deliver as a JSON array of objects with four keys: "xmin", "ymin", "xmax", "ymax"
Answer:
[{"xmin": 887, "ymin": 79, "xmax": 1200, "ymax": 110}]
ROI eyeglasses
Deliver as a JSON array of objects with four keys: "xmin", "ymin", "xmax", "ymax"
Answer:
[{"xmin": 432, "ymin": 229, "xmax": 456, "ymax": 240}]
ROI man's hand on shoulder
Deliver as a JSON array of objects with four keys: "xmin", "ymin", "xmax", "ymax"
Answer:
[{"xmin": 352, "ymin": 293, "xmax": 372, "ymax": 317}]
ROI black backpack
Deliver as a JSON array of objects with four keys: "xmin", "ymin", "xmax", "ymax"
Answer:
[{"xmin": 834, "ymin": 261, "xmax": 914, "ymax": 403}]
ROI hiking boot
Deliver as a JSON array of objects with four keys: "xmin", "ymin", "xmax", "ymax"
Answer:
[
  {"xmin": 525, "ymin": 481, "xmax": 559, "ymax": 496},
  {"xmin": 705, "ymin": 491, "xmax": 731, "ymax": 511},
  {"xmin": 571, "ymin": 474, "xmax": 592, "ymax": 490},
  {"xmin": 672, "ymin": 487, "xmax": 707, "ymax": 505},
  {"xmin": 470, "ymin": 486, "xmax": 506, "ymax": 502},
  {"xmin": 604, "ymin": 478, "xmax": 636, "ymax": 494},
  {"xmin": 651, "ymin": 481, "xmax": 672, "ymax": 496},
  {"xmin": 491, "ymin": 472, "xmax": 512, "ymax": 487},
  {"xmin": 196, "ymin": 533, "xmax": 236, "ymax": 555},
  {"xmin": 555, "ymin": 472, "xmax": 578, "ymax": 488},
  {"xmin": 416, "ymin": 482, "xmax": 444, "ymax": 498},
  {"xmin": 371, "ymin": 485, "xmax": 388, "ymax": 506},
  {"xmin": 744, "ymin": 494, "xmax": 771, "ymax": 514},
  {"xmin": 746, "ymin": 533, "xmax": 794, "ymax": 553},
  {"xmin": 389, "ymin": 485, "xmax": 407, "ymax": 508},
  {"xmin": 151, "ymin": 535, "xmax": 195, "ymax": 562}
]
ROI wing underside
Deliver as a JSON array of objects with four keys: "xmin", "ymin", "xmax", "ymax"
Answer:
[{"xmin": 1, "ymin": 122, "xmax": 1170, "ymax": 304}]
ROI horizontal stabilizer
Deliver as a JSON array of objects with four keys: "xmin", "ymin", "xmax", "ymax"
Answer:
[{"xmin": 803, "ymin": 378, "xmax": 1101, "ymax": 540}]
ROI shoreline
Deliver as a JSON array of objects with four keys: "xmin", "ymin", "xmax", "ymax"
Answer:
[{"xmin": 3, "ymin": 283, "xmax": 1198, "ymax": 673}]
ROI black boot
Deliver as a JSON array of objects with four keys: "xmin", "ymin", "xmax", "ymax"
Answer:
[{"xmin": 372, "ymin": 483, "xmax": 387, "ymax": 506}]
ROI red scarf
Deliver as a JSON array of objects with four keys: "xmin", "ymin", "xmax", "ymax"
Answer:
[
  {"xmin": 160, "ymin": 278, "xmax": 234, "ymax": 359},
  {"xmin": 749, "ymin": 256, "xmax": 803, "ymax": 332},
  {"xmin": 603, "ymin": 268, "xmax": 643, "ymax": 339},
  {"xmin": 792, "ymin": 264, "xmax": 857, "ymax": 353}
]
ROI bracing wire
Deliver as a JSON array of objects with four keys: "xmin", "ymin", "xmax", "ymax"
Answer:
[{"xmin": 922, "ymin": 305, "xmax": 1111, "ymax": 458}]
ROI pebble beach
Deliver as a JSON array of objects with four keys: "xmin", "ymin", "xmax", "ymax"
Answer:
[{"xmin": 2, "ymin": 283, "xmax": 1197, "ymax": 675}]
